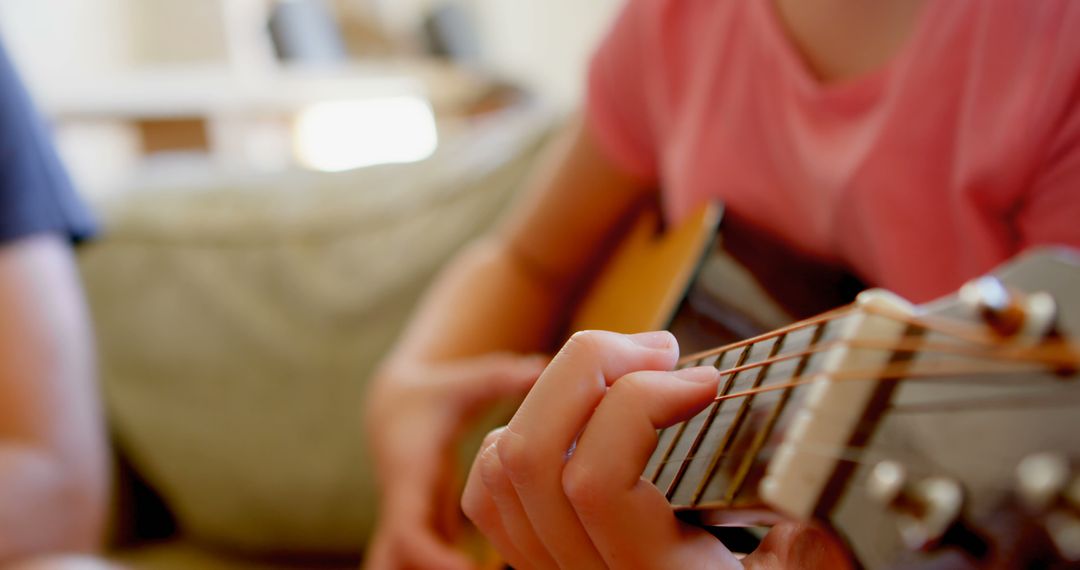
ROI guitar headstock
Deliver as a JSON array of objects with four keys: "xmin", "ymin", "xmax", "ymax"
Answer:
[{"xmin": 760, "ymin": 248, "xmax": 1080, "ymax": 567}]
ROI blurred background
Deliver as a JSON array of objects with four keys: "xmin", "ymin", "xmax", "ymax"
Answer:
[
  {"xmin": 0, "ymin": 1, "xmax": 630, "ymax": 567},
  {"xmin": 0, "ymin": 0, "xmax": 622, "ymax": 198}
]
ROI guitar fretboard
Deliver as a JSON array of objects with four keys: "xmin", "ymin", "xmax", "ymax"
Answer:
[{"xmin": 644, "ymin": 314, "xmax": 848, "ymax": 510}]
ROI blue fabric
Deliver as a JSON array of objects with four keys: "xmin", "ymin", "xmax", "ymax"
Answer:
[{"xmin": 0, "ymin": 38, "xmax": 95, "ymax": 244}]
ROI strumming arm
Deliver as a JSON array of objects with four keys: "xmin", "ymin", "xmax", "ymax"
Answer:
[{"xmin": 384, "ymin": 117, "xmax": 656, "ymax": 364}]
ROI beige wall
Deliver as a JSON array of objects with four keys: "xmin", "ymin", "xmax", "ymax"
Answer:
[
  {"xmin": 467, "ymin": 0, "xmax": 623, "ymax": 109},
  {"xmin": 128, "ymin": 0, "xmax": 231, "ymax": 66},
  {"xmin": 0, "ymin": 0, "xmax": 132, "ymax": 95},
  {"xmin": 370, "ymin": 0, "xmax": 624, "ymax": 108},
  {"xmin": 0, "ymin": 0, "xmax": 624, "ymax": 108}
]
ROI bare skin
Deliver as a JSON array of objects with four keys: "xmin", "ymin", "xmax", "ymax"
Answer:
[
  {"xmin": 461, "ymin": 331, "xmax": 853, "ymax": 569},
  {"xmin": 774, "ymin": 0, "xmax": 927, "ymax": 84},
  {"xmin": 364, "ymin": 121, "xmax": 649, "ymax": 570},
  {"xmin": 364, "ymin": 0, "xmax": 929, "ymax": 567},
  {"xmin": 0, "ymin": 235, "xmax": 109, "ymax": 566}
]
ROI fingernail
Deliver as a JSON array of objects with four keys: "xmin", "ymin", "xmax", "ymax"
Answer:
[
  {"xmin": 672, "ymin": 366, "xmax": 720, "ymax": 384},
  {"xmin": 628, "ymin": 330, "xmax": 675, "ymax": 350}
]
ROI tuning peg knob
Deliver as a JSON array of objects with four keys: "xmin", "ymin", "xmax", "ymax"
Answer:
[
  {"xmin": 868, "ymin": 461, "xmax": 965, "ymax": 551},
  {"xmin": 1016, "ymin": 453, "xmax": 1080, "ymax": 560},
  {"xmin": 959, "ymin": 277, "xmax": 1058, "ymax": 340}
]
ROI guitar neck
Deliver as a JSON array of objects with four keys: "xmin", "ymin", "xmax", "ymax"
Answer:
[
  {"xmin": 645, "ymin": 305, "xmax": 908, "ymax": 517},
  {"xmin": 646, "ymin": 318, "xmax": 826, "ymax": 511},
  {"xmin": 571, "ymin": 201, "xmax": 1080, "ymax": 566}
]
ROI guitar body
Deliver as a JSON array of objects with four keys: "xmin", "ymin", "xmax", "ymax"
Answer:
[
  {"xmin": 562, "ymin": 203, "xmax": 1080, "ymax": 568},
  {"xmin": 570, "ymin": 202, "xmax": 723, "ymax": 336}
]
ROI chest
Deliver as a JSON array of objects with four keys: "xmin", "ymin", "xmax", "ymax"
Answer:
[
  {"xmin": 654, "ymin": 3, "xmax": 1037, "ymax": 263},
  {"xmin": 772, "ymin": 0, "xmax": 929, "ymax": 84}
]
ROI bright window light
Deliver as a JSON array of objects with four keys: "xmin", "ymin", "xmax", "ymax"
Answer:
[{"xmin": 293, "ymin": 96, "xmax": 438, "ymax": 172}]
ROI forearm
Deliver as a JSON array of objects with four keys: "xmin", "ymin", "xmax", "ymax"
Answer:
[
  {"xmin": 0, "ymin": 236, "xmax": 109, "ymax": 564},
  {"xmin": 387, "ymin": 120, "xmax": 650, "ymax": 365},
  {"xmin": 361, "ymin": 120, "xmax": 651, "ymax": 567},
  {"xmin": 0, "ymin": 446, "xmax": 106, "ymax": 564},
  {"xmin": 386, "ymin": 236, "xmax": 571, "ymax": 364}
]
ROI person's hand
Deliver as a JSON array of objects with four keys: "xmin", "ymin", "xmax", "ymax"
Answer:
[
  {"xmin": 364, "ymin": 352, "xmax": 548, "ymax": 570},
  {"xmin": 461, "ymin": 330, "xmax": 852, "ymax": 569}
]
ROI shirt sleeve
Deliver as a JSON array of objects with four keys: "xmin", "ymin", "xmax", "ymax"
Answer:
[
  {"xmin": 0, "ymin": 38, "xmax": 96, "ymax": 245},
  {"xmin": 585, "ymin": 0, "xmax": 663, "ymax": 182}
]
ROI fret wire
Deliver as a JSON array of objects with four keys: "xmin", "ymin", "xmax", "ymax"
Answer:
[
  {"xmin": 647, "ymin": 353, "xmax": 722, "ymax": 484},
  {"xmin": 649, "ymin": 422, "xmax": 688, "ymax": 485},
  {"xmin": 653, "ymin": 299, "xmax": 1079, "ymax": 509},
  {"xmin": 679, "ymin": 295, "xmax": 1076, "ymax": 371},
  {"xmin": 645, "ymin": 428, "xmax": 676, "ymax": 482},
  {"xmin": 706, "ymin": 359, "xmax": 1056, "ymax": 407},
  {"xmin": 859, "ymin": 302, "xmax": 999, "ymax": 347},
  {"xmin": 658, "ymin": 433, "xmax": 914, "ymax": 477},
  {"xmin": 706, "ymin": 336, "xmax": 1080, "ymax": 390},
  {"xmin": 660, "ymin": 346, "xmax": 749, "ymax": 498},
  {"xmin": 888, "ymin": 389, "xmax": 1080, "ymax": 413},
  {"xmin": 721, "ymin": 323, "xmax": 827, "ymax": 504},
  {"xmin": 677, "ymin": 304, "xmax": 854, "ymax": 366},
  {"xmin": 661, "ymin": 334, "xmax": 1070, "ymax": 494},
  {"xmin": 813, "ymin": 323, "xmax": 924, "ymax": 518},
  {"xmin": 678, "ymin": 335, "xmax": 786, "ymax": 503},
  {"xmin": 639, "ymin": 356, "xmax": 717, "ymax": 481},
  {"xmin": 662, "ymin": 386, "xmax": 1079, "ymax": 507},
  {"xmin": 656, "ymin": 345, "xmax": 751, "ymax": 496}
]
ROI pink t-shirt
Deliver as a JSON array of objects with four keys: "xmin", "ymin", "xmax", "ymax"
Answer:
[{"xmin": 586, "ymin": 0, "xmax": 1080, "ymax": 303}]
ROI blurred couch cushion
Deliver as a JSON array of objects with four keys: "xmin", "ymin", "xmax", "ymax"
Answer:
[{"xmin": 79, "ymin": 107, "xmax": 552, "ymax": 555}]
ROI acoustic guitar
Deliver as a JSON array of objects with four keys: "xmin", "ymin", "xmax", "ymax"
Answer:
[{"xmin": 558, "ymin": 203, "xmax": 1080, "ymax": 568}]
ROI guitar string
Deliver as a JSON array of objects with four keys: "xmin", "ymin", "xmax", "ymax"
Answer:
[
  {"xmin": 649, "ymin": 387, "xmax": 1080, "ymax": 470},
  {"xmin": 709, "ymin": 360, "xmax": 1069, "ymax": 405},
  {"xmin": 689, "ymin": 336, "xmax": 1080, "ymax": 382},
  {"xmin": 646, "ymin": 299, "xmax": 1078, "ymax": 507},
  {"xmin": 731, "ymin": 443, "xmax": 994, "ymax": 493},
  {"xmin": 678, "ymin": 313, "xmax": 1080, "ymax": 407},
  {"xmin": 761, "ymin": 444, "xmax": 1023, "ymax": 496},
  {"xmin": 886, "ymin": 389, "xmax": 1080, "ymax": 413},
  {"xmin": 859, "ymin": 302, "xmax": 1050, "ymax": 348},
  {"xmin": 678, "ymin": 303, "xmax": 856, "ymax": 364},
  {"xmin": 651, "ymin": 441, "xmax": 897, "ymax": 477},
  {"xmin": 689, "ymin": 440, "xmax": 1060, "ymax": 498},
  {"xmin": 645, "ymin": 355, "xmax": 1078, "ymax": 502},
  {"xmin": 678, "ymin": 302, "xmax": 1079, "ymax": 369},
  {"xmin": 650, "ymin": 370, "xmax": 1076, "ymax": 482}
]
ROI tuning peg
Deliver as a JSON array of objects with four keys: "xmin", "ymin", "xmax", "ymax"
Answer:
[
  {"xmin": 1016, "ymin": 453, "xmax": 1080, "ymax": 560},
  {"xmin": 959, "ymin": 276, "xmax": 1058, "ymax": 340},
  {"xmin": 868, "ymin": 461, "xmax": 965, "ymax": 551}
]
